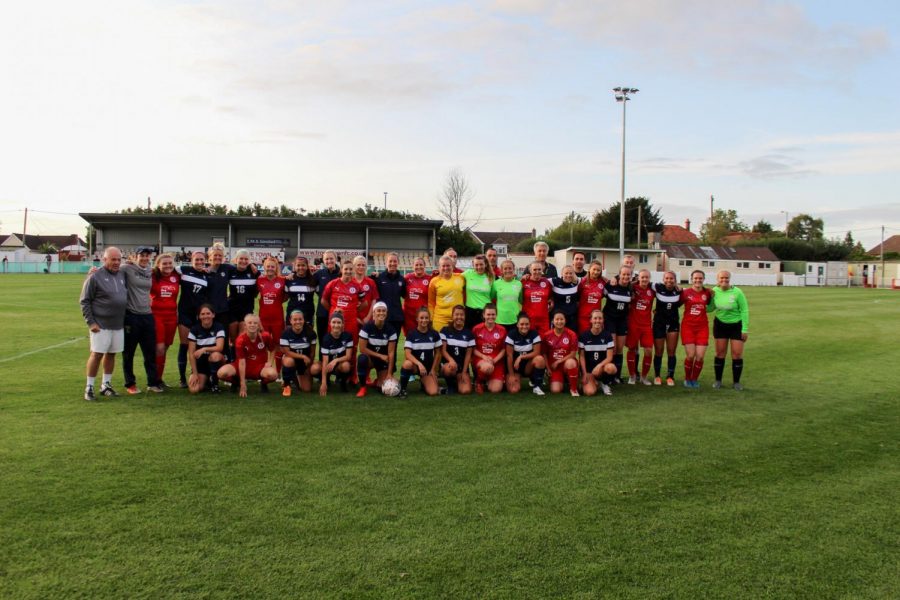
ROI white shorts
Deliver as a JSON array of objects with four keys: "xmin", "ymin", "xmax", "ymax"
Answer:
[{"xmin": 90, "ymin": 328, "xmax": 124, "ymax": 353}]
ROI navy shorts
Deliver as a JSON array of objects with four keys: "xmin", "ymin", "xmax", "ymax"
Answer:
[
  {"xmin": 178, "ymin": 311, "xmax": 197, "ymax": 328},
  {"xmin": 229, "ymin": 302, "xmax": 255, "ymax": 324},
  {"xmin": 603, "ymin": 315, "xmax": 628, "ymax": 337},
  {"xmin": 653, "ymin": 318, "xmax": 680, "ymax": 338}
]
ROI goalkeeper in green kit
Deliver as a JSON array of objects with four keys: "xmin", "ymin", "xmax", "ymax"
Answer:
[{"xmin": 709, "ymin": 270, "xmax": 750, "ymax": 391}]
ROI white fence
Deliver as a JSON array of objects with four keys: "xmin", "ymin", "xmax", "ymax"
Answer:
[{"xmin": 673, "ymin": 270, "xmax": 778, "ymax": 286}]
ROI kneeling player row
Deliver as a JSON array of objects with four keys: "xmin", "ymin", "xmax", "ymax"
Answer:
[{"xmin": 183, "ymin": 302, "xmax": 631, "ymax": 397}]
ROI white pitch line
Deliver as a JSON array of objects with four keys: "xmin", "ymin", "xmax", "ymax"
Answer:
[{"xmin": 0, "ymin": 337, "xmax": 84, "ymax": 364}]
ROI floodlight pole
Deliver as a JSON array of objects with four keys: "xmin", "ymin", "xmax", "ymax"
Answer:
[
  {"xmin": 384, "ymin": 192, "xmax": 388, "ymax": 210},
  {"xmin": 614, "ymin": 86, "xmax": 638, "ymax": 263}
]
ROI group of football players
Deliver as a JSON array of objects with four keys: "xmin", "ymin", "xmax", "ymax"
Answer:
[{"xmin": 82, "ymin": 242, "xmax": 750, "ymax": 400}]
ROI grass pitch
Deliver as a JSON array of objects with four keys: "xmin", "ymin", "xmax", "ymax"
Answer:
[{"xmin": 0, "ymin": 275, "xmax": 898, "ymax": 599}]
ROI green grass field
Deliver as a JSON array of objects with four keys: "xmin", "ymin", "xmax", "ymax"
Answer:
[{"xmin": 1, "ymin": 275, "xmax": 898, "ymax": 599}]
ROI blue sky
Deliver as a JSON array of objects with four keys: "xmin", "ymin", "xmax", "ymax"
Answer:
[{"xmin": 1, "ymin": 0, "xmax": 898, "ymax": 248}]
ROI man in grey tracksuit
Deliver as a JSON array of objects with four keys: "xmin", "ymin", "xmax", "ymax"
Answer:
[
  {"xmin": 80, "ymin": 247, "xmax": 127, "ymax": 400},
  {"xmin": 121, "ymin": 246, "xmax": 163, "ymax": 394}
]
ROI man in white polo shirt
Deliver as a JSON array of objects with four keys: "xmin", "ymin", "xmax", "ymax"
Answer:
[{"xmin": 80, "ymin": 247, "xmax": 128, "ymax": 400}]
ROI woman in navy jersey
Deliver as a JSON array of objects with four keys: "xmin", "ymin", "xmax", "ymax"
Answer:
[
  {"xmin": 550, "ymin": 265, "xmax": 580, "ymax": 332},
  {"xmin": 318, "ymin": 312, "xmax": 354, "ymax": 396},
  {"xmin": 579, "ymin": 310, "xmax": 617, "ymax": 397},
  {"xmin": 285, "ymin": 256, "xmax": 316, "ymax": 325},
  {"xmin": 602, "ymin": 265, "xmax": 633, "ymax": 382},
  {"xmin": 375, "ymin": 252, "xmax": 406, "ymax": 335},
  {"xmin": 176, "ymin": 251, "xmax": 209, "ymax": 387},
  {"xmin": 187, "ymin": 304, "xmax": 226, "ymax": 394},
  {"xmin": 313, "ymin": 250, "xmax": 341, "ymax": 339},
  {"xmin": 400, "ymin": 307, "xmax": 442, "ymax": 397},
  {"xmin": 439, "ymin": 305, "xmax": 475, "ymax": 395},
  {"xmin": 505, "ymin": 312, "xmax": 547, "ymax": 395},
  {"xmin": 355, "ymin": 302, "xmax": 398, "ymax": 397},
  {"xmin": 652, "ymin": 270, "xmax": 682, "ymax": 386},
  {"xmin": 205, "ymin": 245, "xmax": 235, "ymax": 330},
  {"xmin": 279, "ymin": 309, "xmax": 320, "ymax": 396},
  {"xmin": 227, "ymin": 250, "xmax": 259, "ymax": 344}
]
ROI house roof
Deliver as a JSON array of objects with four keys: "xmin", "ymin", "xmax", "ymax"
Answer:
[
  {"xmin": 660, "ymin": 225, "xmax": 699, "ymax": 244},
  {"xmin": 868, "ymin": 235, "xmax": 900, "ymax": 255},
  {"xmin": 661, "ymin": 244, "xmax": 780, "ymax": 261},
  {"xmin": 0, "ymin": 233, "xmax": 86, "ymax": 250},
  {"xmin": 470, "ymin": 230, "xmax": 535, "ymax": 248}
]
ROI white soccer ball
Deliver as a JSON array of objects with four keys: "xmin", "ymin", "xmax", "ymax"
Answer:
[{"xmin": 381, "ymin": 378, "xmax": 401, "ymax": 397}]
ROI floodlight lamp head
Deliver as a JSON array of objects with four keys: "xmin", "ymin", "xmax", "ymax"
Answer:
[{"xmin": 613, "ymin": 87, "xmax": 622, "ymax": 93}]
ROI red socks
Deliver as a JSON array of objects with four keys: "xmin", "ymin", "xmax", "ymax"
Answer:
[
  {"xmin": 567, "ymin": 366, "xmax": 579, "ymax": 393},
  {"xmin": 627, "ymin": 350, "xmax": 638, "ymax": 378},
  {"xmin": 692, "ymin": 359, "xmax": 704, "ymax": 380}
]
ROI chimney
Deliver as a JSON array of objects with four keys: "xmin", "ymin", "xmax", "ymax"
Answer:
[
  {"xmin": 531, "ymin": 228, "xmax": 536, "ymax": 238},
  {"xmin": 684, "ymin": 218, "xmax": 691, "ymax": 232}
]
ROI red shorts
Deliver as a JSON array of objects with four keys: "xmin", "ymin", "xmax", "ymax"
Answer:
[
  {"xmin": 478, "ymin": 358, "xmax": 506, "ymax": 381},
  {"xmin": 154, "ymin": 313, "xmax": 177, "ymax": 346},
  {"xmin": 548, "ymin": 364, "xmax": 572, "ymax": 384},
  {"xmin": 403, "ymin": 315, "xmax": 418, "ymax": 335},
  {"xmin": 577, "ymin": 316, "xmax": 592, "ymax": 334},
  {"xmin": 528, "ymin": 316, "xmax": 549, "ymax": 334},
  {"xmin": 681, "ymin": 322, "xmax": 710, "ymax": 346},
  {"xmin": 626, "ymin": 324, "xmax": 653, "ymax": 348},
  {"xmin": 260, "ymin": 316, "xmax": 284, "ymax": 338},
  {"xmin": 228, "ymin": 361, "xmax": 267, "ymax": 381}
]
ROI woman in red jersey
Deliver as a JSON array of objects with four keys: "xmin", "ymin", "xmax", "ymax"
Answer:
[
  {"xmin": 471, "ymin": 304, "xmax": 507, "ymax": 394},
  {"xmin": 403, "ymin": 257, "xmax": 431, "ymax": 334},
  {"xmin": 150, "ymin": 252, "xmax": 180, "ymax": 385},
  {"xmin": 217, "ymin": 314, "xmax": 278, "ymax": 397},
  {"xmin": 352, "ymin": 255, "xmax": 379, "ymax": 324},
  {"xmin": 626, "ymin": 269, "xmax": 655, "ymax": 385},
  {"xmin": 577, "ymin": 260, "xmax": 607, "ymax": 333},
  {"xmin": 256, "ymin": 256, "xmax": 287, "ymax": 338},
  {"xmin": 543, "ymin": 311, "xmax": 580, "ymax": 396},
  {"xmin": 680, "ymin": 270, "xmax": 712, "ymax": 389},
  {"xmin": 521, "ymin": 261, "xmax": 553, "ymax": 334},
  {"xmin": 322, "ymin": 261, "xmax": 362, "ymax": 341}
]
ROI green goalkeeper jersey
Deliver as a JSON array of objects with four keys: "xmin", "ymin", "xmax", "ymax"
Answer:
[{"xmin": 711, "ymin": 286, "xmax": 749, "ymax": 333}]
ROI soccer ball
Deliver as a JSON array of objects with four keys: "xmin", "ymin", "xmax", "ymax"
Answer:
[{"xmin": 381, "ymin": 378, "xmax": 401, "ymax": 397}]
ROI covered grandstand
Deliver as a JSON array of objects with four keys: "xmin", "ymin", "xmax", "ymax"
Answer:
[{"xmin": 79, "ymin": 213, "xmax": 442, "ymax": 271}]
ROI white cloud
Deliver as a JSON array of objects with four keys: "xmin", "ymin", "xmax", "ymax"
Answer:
[{"xmin": 493, "ymin": 0, "xmax": 890, "ymax": 82}]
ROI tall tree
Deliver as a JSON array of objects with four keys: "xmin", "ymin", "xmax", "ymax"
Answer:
[
  {"xmin": 437, "ymin": 168, "xmax": 478, "ymax": 232},
  {"xmin": 545, "ymin": 211, "xmax": 595, "ymax": 246},
  {"xmin": 752, "ymin": 220, "xmax": 774, "ymax": 235},
  {"xmin": 591, "ymin": 197, "xmax": 664, "ymax": 246},
  {"xmin": 786, "ymin": 213, "xmax": 824, "ymax": 241},
  {"xmin": 843, "ymin": 231, "xmax": 854, "ymax": 248},
  {"xmin": 700, "ymin": 209, "xmax": 747, "ymax": 244}
]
